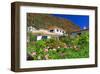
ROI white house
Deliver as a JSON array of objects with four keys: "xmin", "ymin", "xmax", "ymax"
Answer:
[
  {"xmin": 48, "ymin": 26, "xmax": 66, "ymax": 36},
  {"xmin": 27, "ymin": 26, "xmax": 66, "ymax": 41}
]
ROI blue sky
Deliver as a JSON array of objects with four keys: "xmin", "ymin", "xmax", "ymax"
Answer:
[{"xmin": 52, "ymin": 14, "xmax": 89, "ymax": 30}]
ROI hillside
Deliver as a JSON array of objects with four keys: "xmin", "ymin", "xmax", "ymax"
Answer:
[{"xmin": 27, "ymin": 13, "xmax": 80, "ymax": 33}]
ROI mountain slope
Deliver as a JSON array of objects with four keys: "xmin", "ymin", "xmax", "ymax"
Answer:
[{"xmin": 27, "ymin": 13, "xmax": 80, "ymax": 33}]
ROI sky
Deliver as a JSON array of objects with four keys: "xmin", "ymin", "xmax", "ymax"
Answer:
[{"xmin": 52, "ymin": 14, "xmax": 89, "ymax": 30}]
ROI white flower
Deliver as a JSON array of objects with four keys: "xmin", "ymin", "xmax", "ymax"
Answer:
[{"xmin": 53, "ymin": 48, "xmax": 56, "ymax": 51}]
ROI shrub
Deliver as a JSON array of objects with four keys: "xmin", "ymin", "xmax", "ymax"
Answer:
[
  {"xmin": 78, "ymin": 32, "xmax": 89, "ymax": 46},
  {"xmin": 45, "ymin": 38, "xmax": 65, "ymax": 49},
  {"xmin": 35, "ymin": 40, "xmax": 46, "ymax": 49},
  {"xmin": 59, "ymin": 36, "xmax": 72, "ymax": 47}
]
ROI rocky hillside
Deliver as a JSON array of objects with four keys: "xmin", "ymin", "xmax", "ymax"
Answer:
[{"xmin": 27, "ymin": 13, "xmax": 80, "ymax": 33}]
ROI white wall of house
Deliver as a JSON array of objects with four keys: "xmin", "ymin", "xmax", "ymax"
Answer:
[
  {"xmin": 37, "ymin": 36, "xmax": 42, "ymax": 40},
  {"xmin": 53, "ymin": 29, "xmax": 65, "ymax": 35}
]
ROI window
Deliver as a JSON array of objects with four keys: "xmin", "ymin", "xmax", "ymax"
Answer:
[
  {"xmin": 57, "ymin": 29, "xmax": 59, "ymax": 32},
  {"xmin": 50, "ymin": 30, "xmax": 54, "ymax": 32},
  {"xmin": 42, "ymin": 36, "xmax": 48, "ymax": 39}
]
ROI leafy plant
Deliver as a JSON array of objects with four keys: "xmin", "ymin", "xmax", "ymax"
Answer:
[
  {"xmin": 27, "ymin": 32, "xmax": 89, "ymax": 60},
  {"xmin": 45, "ymin": 38, "xmax": 66, "ymax": 49}
]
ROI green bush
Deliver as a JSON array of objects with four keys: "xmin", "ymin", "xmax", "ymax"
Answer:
[
  {"xmin": 35, "ymin": 40, "xmax": 46, "ymax": 49},
  {"xmin": 78, "ymin": 32, "xmax": 89, "ymax": 46},
  {"xmin": 45, "ymin": 38, "xmax": 66, "ymax": 49}
]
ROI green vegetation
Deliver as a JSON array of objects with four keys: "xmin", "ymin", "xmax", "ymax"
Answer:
[{"xmin": 27, "ymin": 32, "xmax": 89, "ymax": 60}]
